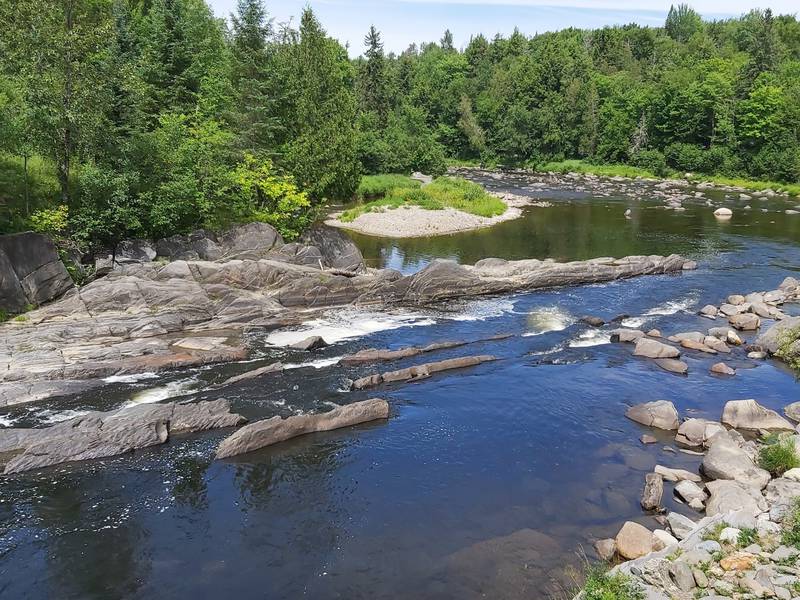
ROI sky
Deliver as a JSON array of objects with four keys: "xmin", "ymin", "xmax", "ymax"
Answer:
[{"xmin": 207, "ymin": 0, "xmax": 799, "ymax": 56}]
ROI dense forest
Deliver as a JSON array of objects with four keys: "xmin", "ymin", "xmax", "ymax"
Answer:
[{"xmin": 1, "ymin": 1, "xmax": 799, "ymax": 252}]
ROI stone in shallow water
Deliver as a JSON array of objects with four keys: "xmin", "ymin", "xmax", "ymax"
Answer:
[
  {"xmin": 721, "ymin": 399, "xmax": 794, "ymax": 431},
  {"xmin": 215, "ymin": 398, "xmax": 390, "ymax": 459},
  {"xmin": 654, "ymin": 358, "xmax": 688, "ymax": 374},
  {"xmin": 615, "ymin": 521, "xmax": 653, "ymax": 559},
  {"xmin": 289, "ymin": 335, "xmax": 328, "ymax": 351},
  {"xmin": 641, "ymin": 473, "xmax": 664, "ymax": 510},
  {"xmin": 633, "ymin": 338, "xmax": 681, "ymax": 359},
  {"xmin": 625, "ymin": 401, "xmax": 680, "ymax": 431},
  {"xmin": 675, "ymin": 418, "xmax": 726, "ymax": 449},
  {"xmin": 710, "ymin": 362, "xmax": 735, "ymax": 376}
]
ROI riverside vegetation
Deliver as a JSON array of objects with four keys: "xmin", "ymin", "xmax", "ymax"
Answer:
[{"xmin": 2, "ymin": 2, "xmax": 800, "ymax": 260}]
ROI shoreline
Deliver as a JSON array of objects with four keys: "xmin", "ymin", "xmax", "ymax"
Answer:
[{"xmin": 324, "ymin": 192, "xmax": 548, "ymax": 238}]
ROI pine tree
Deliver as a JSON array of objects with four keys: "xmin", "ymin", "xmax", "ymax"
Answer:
[{"xmin": 359, "ymin": 25, "xmax": 389, "ymax": 124}]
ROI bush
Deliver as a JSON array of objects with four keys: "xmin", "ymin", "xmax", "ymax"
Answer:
[
  {"xmin": 30, "ymin": 205, "xmax": 69, "ymax": 238},
  {"xmin": 582, "ymin": 565, "xmax": 645, "ymax": 600},
  {"xmin": 782, "ymin": 498, "xmax": 800, "ymax": 548},
  {"xmin": 759, "ymin": 434, "xmax": 800, "ymax": 476},
  {"xmin": 356, "ymin": 174, "xmax": 421, "ymax": 200},
  {"xmin": 664, "ymin": 143, "xmax": 709, "ymax": 173},
  {"xmin": 630, "ymin": 150, "xmax": 668, "ymax": 176},
  {"xmin": 749, "ymin": 145, "xmax": 800, "ymax": 183}
]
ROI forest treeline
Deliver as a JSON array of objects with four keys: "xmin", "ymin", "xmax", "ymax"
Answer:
[{"xmin": 0, "ymin": 1, "xmax": 799, "ymax": 249}]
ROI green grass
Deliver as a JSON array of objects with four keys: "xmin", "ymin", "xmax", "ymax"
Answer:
[
  {"xmin": 687, "ymin": 174, "xmax": 800, "ymax": 197},
  {"xmin": 340, "ymin": 176, "xmax": 506, "ymax": 223},
  {"xmin": 581, "ymin": 565, "xmax": 644, "ymax": 600},
  {"xmin": 759, "ymin": 434, "xmax": 800, "ymax": 477},
  {"xmin": 356, "ymin": 174, "xmax": 421, "ymax": 200},
  {"xmin": 536, "ymin": 160, "xmax": 659, "ymax": 179},
  {"xmin": 776, "ymin": 327, "xmax": 800, "ymax": 372},
  {"xmin": 783, "ymin": 498, "xmax": 800, "ymax": 548},
  {"xmin": 703, "ymin": 522, "xmax": 727, "ymax": 543},
  {"xmin": 738, "ymin": 528, "xmax": 758, "ymax": 547}
]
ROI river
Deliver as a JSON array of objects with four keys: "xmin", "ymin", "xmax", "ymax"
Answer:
[{"xmin": 1, "ymin": 172, "xmax": 799, "ymax": 599}]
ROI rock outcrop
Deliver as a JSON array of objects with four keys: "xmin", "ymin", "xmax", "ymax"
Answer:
[
  {"xmin": 0, "ymin": 399, "xmax": 245, "ymax": 474},
  {"xmin": 0, "ymin": 251, "xmax": 692, "ymax": 405},
  {"xmin": 215, "ymin": 398, "xmax": 389, "ymax": 459},
  {"xmin": 721, "ymin": 399, "xmax": 794, "ymax": 432},
  {"xmin": 0, "ymin": 232, "xmax": 73, "ymax": 313},
  {"xmin": 351, "ymin": 355, "xmax": 497, "ymax": 390}
]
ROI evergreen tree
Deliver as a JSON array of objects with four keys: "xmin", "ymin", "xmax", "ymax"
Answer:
[{"xmin": 359, "ymin": 25, "xmax": 389, "ymax": 123}]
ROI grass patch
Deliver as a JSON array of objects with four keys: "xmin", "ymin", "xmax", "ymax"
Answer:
[
  {"xmin": 783, "ymin": 498, "xmax": 800, "ymax": 548},
  {"xmin": 703, "ymin": 522, "xmax": 727, "ymax": 543},
  {"xmin": 581, "ymin": 565, "xmax": 645, "ymax": 600},
  {"xmin": 759, "ymin": 434, "xmax": 800, "ymax": 477},
  {"xmin": 738, "ymin": 528, "xmax": 758, "ymax": 547},
  {"xmin": 536, "ymin": 160, "xmax": 659, "ymax": 179},
  {"xmin": 340, "ymin": 176, "xmax": 506, "ymax": 223},
  {"xmin": 776, "ymin": 326, "xmax": 800, "ymax": 372},
  {"xmin": 687, "ymin": 174, "xmax": 800, "ymax": 197},
  {"xmin": 356, "ymin": 174, "xmax": 421, "ymax": 200}
]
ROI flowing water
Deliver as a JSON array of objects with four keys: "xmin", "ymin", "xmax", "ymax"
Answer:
[{"xmin": 2, "ymin": 173, "xmax": 800, "ymax": 599}]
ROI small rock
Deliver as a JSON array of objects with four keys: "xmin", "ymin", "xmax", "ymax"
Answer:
[
  {"xmin": 748, "ymin": 351, "xmax": 767, "ymax": 359},
  {"xmin": 655, "ymin": 358, "xmax": 689, "ymax": 374},
  {"xmin": 720, "ymin": 551, "xmax": 758, "ymax": 571},
  {"xmin": 784, "ymin": 402, "xmax": 800, "ymax": 422},
  {"xmin": 655, "ymin": 464, "xmax": 702, "ymax": 482},
  {"xmin": 669, "ymin": 560, "xmax": 696, "ymax": 591},
  {"xmin": 640, "ymin": 434, "xmax": 658, "ymax": 444},
  {"xmin": 700, "ymin": 305, "xmax": 719, "ymax": 318},
  {"xmin": 581, "ymin": 316, "xmax": 605, "ymax": 327},
  {"xmin": 714, "ymin": 207, "xmax": 733, "ymax": 219},
  {"xmin": 710, "ymin": 362, "xmax": 736, "ymax": 376},
  {"xmin": 696, "ymin": 540, "xmax": 722, "ymax": 554},
  {"xmin": 594, "ymin": 538, "xmax": 617, "ymax": 561},
  {"xmin": 719, "ymin": 527, "xmax": 741, "ymax": 544},
  {"xmin": 692, "ymin": 568, "xmax": 708, "ymax": 588},
  {"xmin": 771, "ymin": 546, "xmax": 799, "ymax": 562},
  {"xmin": 675, "ymin": 480, "xmax": 708, "ymax": 504},
  {"xmin": 667, "ymin": 512, "xmax": 697, "ymax": 540},
  {"xmin": 289, "ymin": 336, "xmax": 328, "ymax": 351}
]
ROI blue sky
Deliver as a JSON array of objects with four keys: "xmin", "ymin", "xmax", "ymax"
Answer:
[{"xmin": 208, "ymin": 0, "xmax": 799, "ymax": 56}]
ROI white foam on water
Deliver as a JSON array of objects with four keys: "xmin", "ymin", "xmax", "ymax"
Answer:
[
  {"xmin": 283, "ymin": 356, "xmax": 343, "ymax": 370},
  {"xmin": 102, "ymin": 372, "xmax": 160, "ymax": 384},
  {"xmin": 621, "ymin": 295, "xmax": 698, "ymax": 328},
  {"xmin": 123, "ymin": 377, "xmax": 199, "ymax": 408},
  {"xmin": 39, "ymin": 409, "xmax": 91, "ymax": 424},
  {"xmin": 0, "ymin": 415, "xmax": 20, "ymax": 427},
  {"xmin": 569, "ymin": 329, "xmax": 612, "ymax": 348},
  {"xmin": 265, "ymin": 308, "xmax": 437, "ymax": 347},
  {"xmin": 528, "ymin": 345, "xmax": 563, "ymax": 357},
  {"xmin": 522, "ymin": 307, "xmax": 574, "ymax": 336},
  {"xmin": 443, "ymin": 297, "xmax": 518, "ymax": 322}
]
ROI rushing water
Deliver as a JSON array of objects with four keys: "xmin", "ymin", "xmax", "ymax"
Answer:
[{"xmin": 2, "ymin": 174, "xmax": 800, "ymax": 599}]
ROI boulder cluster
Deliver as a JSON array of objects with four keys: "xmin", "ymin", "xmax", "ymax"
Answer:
[{"xmin": 593, "ymin": 397, "xmax": 800, "ymax": 599}]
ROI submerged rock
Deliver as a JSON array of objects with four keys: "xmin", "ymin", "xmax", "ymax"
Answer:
[
  {"xmin": 641, "ymin": 473, "xmax": 664, "ymax": 510},
  {"xmin": 351, "ymin": 355, "xmax": 497, "ymax": 390},
  {"xmin": 215, "ymin": 398, "xmax": 389, "ymax": 459},
  {"xmin": 0, "ymin": 399, "xmax": 245, "ymax": 475}
]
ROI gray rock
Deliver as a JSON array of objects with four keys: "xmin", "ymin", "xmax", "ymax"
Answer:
[
  {"xmin": 721, "ymin": 399, "xmax": 794, "ymax": 431},
  {"xmin": 675, "ymin": 418, "xmax": 726, "ymax": 449},
  {"xmin": 674, "ymin": 480, "xmax": 708, "ymax": 504},
  {"xmin": 611, "ymin": 328, "xmax": 645, "ymax": 342},
  {"xmin": 289, "ymin": 336, "xmax": 329, "ymax": 351},
  {"xmin": 216, "ymin": 398, "xmax": 389, "ymax": 459},
  {"xmin": 299, "ymin": 225, "xmax": 366, "ymax": 273},
  {"xmin": 765, "ymin": 478, "xmax": 800, "ymax": 522},
  {"xmin": 702, "ymin": 433, "xmax": 770, "ymax": 488},
  {"xmin": 695, "ymin": 540, "xmax": 721, "ymax": 554},
  {"xmin": 669, "ymin": 561, "xmax": 696, "ymax": 591},
  {"xmin": 655, "ymin": 464, "xmax": 702, "ymax": 482},
  {"xmin": 785, "ymin": 402, "xmax": 800, "ymax": 422},
  {"xmin": 710, "ymin": 362, "xmax": 736, "ymax": 376},
  {"xmin": 633, "ymin": 338, "xmax": 681, "ymax": 359},
  {"xmin": 703, "ymin": 336, "xmax": 731, "ymax": 353},
  {"xmin": 729, "ymin": 312, "xmax": 761, "ymax": 331},
  {"xmin": 0, "ymin": 232, "xmax": 73, "ymax": 312},
  {"xmin": 667, "ymin": 512, "xmax": 697, "ymax": 540},
  {"xmin": 642, "ymin": 472, "xmax": 664, "ymax": 510},
  {"xmin": 705, "ymin": 480, "xmax": 768, "ymax": 516},
  {"xmin": 626, "ymin": 401, "xmax": 680, "ymax": 430},
  {"xmin": 699, "ymin": 305, "xmax": 718, "ymax": 318},
  {"xmin": 594, "ymin": 538, "xmax": 617, "ymax": 561},
  {"xmin": 351, "ymin": 355, "xmax": 497, "ymax": 390},
  {"xmin": 0, "ymin": 399, "xmax": 245, "ymax": 474},
  {"xmin": 756, "ymin": 316, "xmax": 800, "ymax": 354},
  {"xmin": 655, "ymin": 358, "xmax": 689, "ymax": 374}
]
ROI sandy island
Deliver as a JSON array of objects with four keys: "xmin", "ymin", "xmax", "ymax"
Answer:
[{"xmin": 325, "ymin": 193, "xmax": 549, "ymax": 238}]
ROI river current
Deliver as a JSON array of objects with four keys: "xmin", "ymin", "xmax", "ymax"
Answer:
[{"xmin": 1, "ymin": 172, "xmax": 799, "ymax": 599}]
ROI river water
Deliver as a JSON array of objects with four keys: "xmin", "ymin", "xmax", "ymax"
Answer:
[{"xmin": 2, "ymin": 173, "xmax": 800, "ymax": 599}]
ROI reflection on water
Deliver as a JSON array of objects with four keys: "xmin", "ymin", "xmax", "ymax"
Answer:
[{"xmin": 2, "ymin": 174, "xmax": 800, "ymax": 599}]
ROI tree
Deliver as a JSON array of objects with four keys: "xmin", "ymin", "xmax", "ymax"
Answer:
[
  {"xmin": 359, "ymin": 25, "xmax": 389, "ymax": 123},
  {"xmin": 441, "ymin": 29, "xmax": 455, "ymax": 51},
  {"xmin": 665, "ymin": 4, "xmax": 703, "ymax": 43}
]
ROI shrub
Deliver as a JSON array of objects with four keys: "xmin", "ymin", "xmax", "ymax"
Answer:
[
  {"xmin": 30, "ymin": 205, "xmax": 69, "ymax": 238},
  {"xmin": 749, "ymin": 145, "xmax": 800, "ymax": 183},
  {"xmin": 759, "ymin": 434, "xmax": 800, "ymax": 476},
  {"xmin": 738, "ymin": 528, "xmax": 758, "ymax": 547},
  {"xmin": 776, "ymin": 327, "xmax": 800, "ymax": 371},
  {"xmin": 782, "ymin": 498, "xmax": 800, "ymax": 548},
  {"xmin": 356, "ymin": 175, "xmax": 421, "ymax": 200},
  {"xmin": 630, "ymin": 149, "xmax": 668, "ymax": 177},
  {"xmin": 582, "ymin": 565, "xmax": 645, "ymax": 600},
  {"xmin": 664, "ymin": 143, "xmax": 709, "ymax": 173}
]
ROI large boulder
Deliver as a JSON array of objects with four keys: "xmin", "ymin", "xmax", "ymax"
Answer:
[
  {"xmin": 0, "ymin": 232, "xmax": 73, "ymax": 312},
  {"xmin": 675, "ymin": 418, "xmax": 726, "ymax": 448},
  {"xmin": 721, "ymin": 399, "xmax": 794, "ymax": 432},
  {"xmin": 756, "ymin": 316, "xmax": 800, "ymax": 355},
  {"xmin": 633, "ymin": 338, "xmax": 680, "ymax": 359},
  {"xmin": 729, "ymin": 313, "xmax": 760, "ymax": 331},
  {"xmin": 702, "ymin": 432, "xmax": 770, "ymax": 488},
  {"xmin": 215, "ymin": 398, "xmax": 389, "ymax": 459},
  {"xmin": 705, "ymin": 480, "xmax": 768, "ymax": 517},
  {"xmin": 218, "ymin": 222, "xmax": 284, "ymax": 258},
  {"xmin": 625, "ymin": 400, "xmax": 680, "ymax": 430},
  {"xmin": 299, "ymin": 225, "xmax": 365, "ymax": 273}
]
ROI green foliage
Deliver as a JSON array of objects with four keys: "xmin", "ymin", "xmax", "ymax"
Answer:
[
  {"xmin": 758, "ymin": 434, "xmax": 800, "ymax": 476},
  {"xmin": 581, "ymin": 565, "xmax": 645, "ymax": 600},
  {"xmin": 341, "ymin": 176, "xmax": 504, "ymax": 222},
  {"xmin": 357, "ymin": 175, "xmax": 421, "ymax": 200},
  {"xmin": 738, "ymin": 528, "xmax": 758, "ymax": 547},
  {"xmin": 782, "ymin": 498, "xmax": 800, "ymax": 548},
  {"xmin": 776, "ymin": 327, "xmax": 800, "ymax": 371},
  {"xmin": 30, "ymin": 205, "xmax": 69, "ymax": 237},
  {"xmin": 631, "ymin": 150, "xmax": 668, "ymax": 177}
]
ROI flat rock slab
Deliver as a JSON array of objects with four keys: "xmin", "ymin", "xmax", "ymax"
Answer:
[
  {"xmin": 215, "ymin": 362, "xmax": 284, "ymax": 387},
  {"xmin": 351, "ymin": 355, "xmax": 498, "ymax": 390},
  {"xmin": 0, "ymin": 399, "xmax": 245, "ymax": 475},
  {"xmin": 633, "ymin": 338, "xmax": 680, "ymax": 359},
  {"xmin": 722, "ymin": 399, "xmax": 794, "ymax": 431},
  {"xmin": 215, "ymin": 398, "xmax": 389, "ymax": 459}
]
